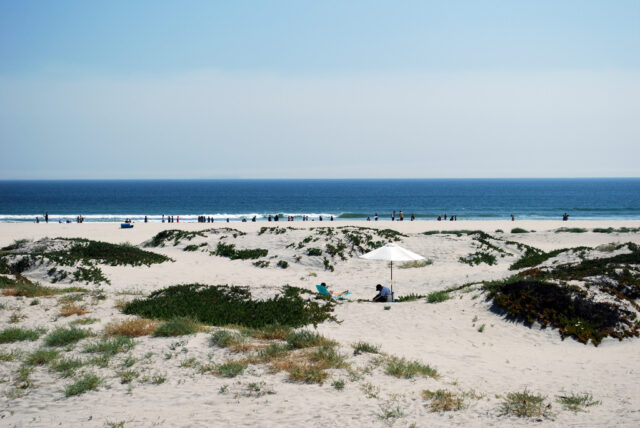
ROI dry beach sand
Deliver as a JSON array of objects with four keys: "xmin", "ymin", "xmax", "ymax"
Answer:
[{"xmin": 1, "ymin": 220, "xmax": 639, "ymax": 427}]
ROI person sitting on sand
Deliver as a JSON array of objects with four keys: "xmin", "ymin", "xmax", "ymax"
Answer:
[
  {"xmin": 373, "ymin": 284, "xmax": 392, "ymax": 302},
  {"xmin": 321, "ymin": 282, "xmax": 349, "ymax": 297}
]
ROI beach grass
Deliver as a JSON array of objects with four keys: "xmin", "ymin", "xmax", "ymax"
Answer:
[
  {"xmin": 83, "ymin": 335, "xmax": 135, "ymax": 357},
  {"xmin": 25, "ymin": 348, "xmax": 60, "ymax": 366},
  {"xmin": 44, "ymin": 327, "xmax": 94, "ymax": 347},
  {"xmin": 427, "ymin": 291, "xmax": 450, "ymax": 303},
  {"xmin": 64, "ymin": 373, "xmax": 102, "ymax": 397},
  {"xmin": 286, "ymin": 330, "xmax": 335, "ymax": 349},
  {"xmin": 153, "ymin": 317, "xmax": 203, "ymax": 337},
  {"xmin": 0, "ymin": 327, "xmax": 44, "ymax": 344},
  {"xmin": 500, "ymin": 390, "xmax": 551, "ymax": 418},
  {"xmin": 422, "ymin": 389, "xmax": 467, "ymax": 412},
  {"xmin": 50, "ymin": 357, "xmax": 85, "ymax": 378},
  {"xmin": 352, "ymin": 341, "xmax": 380, "ymax": 355},
  {"xmin": 384, "ymin": 356, "xmax": 438, "ymax": 379},
  {"xmin": 105, "ymin": 318, "xmax": 158, "ymax": 337},
  {"xmin": 557, "ymin": 392, "xmax": 600, "ymax": 412}
]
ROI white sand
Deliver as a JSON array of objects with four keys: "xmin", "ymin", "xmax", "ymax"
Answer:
[{"xmin": 1, "ymin": 221, "xmax": 639, "ymax": 427}]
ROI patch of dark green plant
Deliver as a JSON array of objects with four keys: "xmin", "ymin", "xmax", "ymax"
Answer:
[
  {"xmin": 252, "ymin": 260, "xmax": 270, "ymax": 268},
  {"xmin": 73, "ymin": 266, "xmax": 109, "ymax": 285},
  {"xmin": 276, "ymin": 260, "xmax": 289, "ymax": 269},
  {"xmin": 214, "ymin": 242, "xmax": 268, "ymax": 260},
  {"xmin": 395, "ymin": 293, "xmax": 425, "ymax": 302},
  {"xmin": 352, "ymin": 341, "xmax": 380, "ymax": 355},
  {"xmin": 146, "ymin": 229, "xmax": 206, "ymax": 247},
  {"xmin": 593, "ymin": 227, "xmax": 640, "ymax": 234},
  {"xmin": 484, "ymin": 277, "xmax": 638, "ymax": 345},
  {"xmin": 0, "ymin": 327, "xmax": 44, "ymax": 344},
  {"xmin": 64, "ymin": 373, "xmax": 102, "ymax": 396},
  {"xmin": 459, "ymin": 251, "xmax": 497, "ymax": 266},
  {"xmin": 427, "ymin": 291, "xmax": 450, "ymax": 303},
  {"xmin": 555, "ymin": 227, "xmax": 587, "ymax": 233},
  {"xmin": 123, "ymin": 284, "xmax": 336, "ymax": 329},
  {"xmin": 511, "ymin": 227, "xmax": 529, "ymax": 233},
  {"xmin": 45, "ymin": 238, "xmax": 170, "ymax": 267},
  {"xmin": 44, "ymin": 327, "xmax": 93, "ymax": 347},
  {"xmin": 306, "ymin": 247, "xmax": 323, "ymax": 256}
]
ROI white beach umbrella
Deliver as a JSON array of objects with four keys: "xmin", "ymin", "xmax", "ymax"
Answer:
[{"xmin": 359, "ymin": 243, "xmax": 425, "ymax": 298}]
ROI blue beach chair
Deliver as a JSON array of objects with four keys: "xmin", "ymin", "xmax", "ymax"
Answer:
[{"xmin": 316, "ymin": 284, "xmax": 351, "ymax": 300}]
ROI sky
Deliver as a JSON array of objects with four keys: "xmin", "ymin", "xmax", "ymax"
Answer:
[{"xmin": 0, "ymin": 0, "xmax": 639, "ymax": 179}]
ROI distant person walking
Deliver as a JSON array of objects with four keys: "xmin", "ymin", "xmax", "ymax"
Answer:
[
  {"xmin": 511, "ymin": 214, "xmax": 514, "ymax": 221},
  {"xmin": 45, "ymin": 212, "xmax": 49, "ymax": 223}
]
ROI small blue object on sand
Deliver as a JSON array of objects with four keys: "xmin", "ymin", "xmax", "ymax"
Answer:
[
  {"xmin": 316, "ymin": 284, "xmax": 351, "ymax": 300},
  {"xmin": 120, "ymin": 223, "xmax": 134, "ymax": 229}
]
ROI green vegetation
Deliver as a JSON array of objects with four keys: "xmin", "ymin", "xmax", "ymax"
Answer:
[
  {"xmin": 593, "ymin": 227, "xmax": 640, "ymax": 234},
  {"xmin": 146, "ymin": 229, "xmax": 206, "ymax": 247},
  {"xmin": 43, "ymin": 239, "xmax": 170, "ymax": 267},
  {"xmin": 84, "ymin": 335, "xmax": 135, "ymax": 357},
  {"xmin": 153, "ymin": 317, "xmax": 202, "ymax": 337},
  {"xmin": 306, "ymin": 247, "xmax": 322, "ymax": 256},
  {"xmin": 384, "ymin": 356, "xmax": 438, "ymax": 379},
  {"xmin": 0, "ymin": 327, "xmax": 43, "ymax": 344},
  {"xmin": 64, "ymin": 373, "xmax": 102, "ymax": 396},
  {"xmin": 427, "ymin": 291, "xmax": 450, "ymax": 303},
  {"xmin": 252, "ymin": 260, "xmax": 270, "ymax": 268},
  {"xmin": 210, "ymin": 360, "xmax": 248, "ymax": 378},
  {"xmin": 483, "ymin": 276, "xmax": 638, "ymax": 345},
  {"xmin": 0, "ymin": 275, "xmax": 88, "ymax": 297},
  {"xmin": 395, "ymin": 293, "xmax": 425, "ymax": 302},
  {"xmin": 25, "ymin": 348, "xmax": 60, "ymax": 365},
  {"xmin": 50, "ymin": 357, "xmax": 85, "ymax": 377},
  {"xmin": 555, "ymin": 227, "xmax": 588, "ymax": 233},
  {"xmin": 332, "ymin": 379, "xmax": 345, "ymax": 390},
  {"xmin": 500, "ymin": 390, "xmax": 551, "ymax": 418},
  {"xmin": 422, "ymin": 389, "xmax": 467, "ymax": 412},
  {"xmin": 352, "ymin": 341, "xmax": 380, "ymax": 356},
  {"xmin": 459, "ymin": 251, "xmax": 497, "ymax": 266},
  {"xmin": 214, "ymin": 242, "xmax": 268, "ymax": 260},
  {"xmin": 258, "ymin": 227, "xmax": 288, "ymax": 235},
  {"xmin": 286, "ymin": 330, "xmax": 335, "ymax": 349},
  {"xmin": 276, "ymin": 260, "xmax": 289, "ymax": 269},
  {"xmin": 557, "ymin": 392, "xmax": 601, "ymax": 412},
  {"xmin": 511, "ymin": 228, "xmax": 529, "ymax": 233},
  {"xmin": 123, "ymin": 284, "xmax": 335, "ymax": 328},
  {"xmin": 44, "ymin": 327, "xmax": 93, "ymax": 347},
  {"xmin": 73, "ymin": 266, "xmax": 109, "ymax": 285},
  {"xmin": 424, "ymin": 230, "xmax": 482, "ymax": 237}
]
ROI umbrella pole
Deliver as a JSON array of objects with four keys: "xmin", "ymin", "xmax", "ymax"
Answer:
[{"xmin": 390, "ymin": 261, "xmax": 394, "ymax": 301}]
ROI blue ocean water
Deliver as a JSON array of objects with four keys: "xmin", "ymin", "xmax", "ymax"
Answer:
[{"xmin": 0, "ymin": 179, "xmax": 639, "ymax": 222}]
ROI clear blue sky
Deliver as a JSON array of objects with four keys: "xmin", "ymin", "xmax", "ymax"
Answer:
[{"xmin": 1, "ymin": 0, "xmax": 639, "ymax": 178}]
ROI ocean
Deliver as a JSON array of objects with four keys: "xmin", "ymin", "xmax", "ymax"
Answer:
[{"xmin": 0, "ymin": 178, "xmax": 639, "ymax": 222}]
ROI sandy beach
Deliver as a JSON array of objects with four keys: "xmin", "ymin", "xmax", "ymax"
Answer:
[{"xmin": 1, "ymin": 220, "xmax": 639, "ymax": 427}]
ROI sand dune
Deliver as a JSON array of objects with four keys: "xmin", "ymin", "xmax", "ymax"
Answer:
[{"xmin": 1, "ymin": 221, "xmax": 639, "ymax": 427}]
